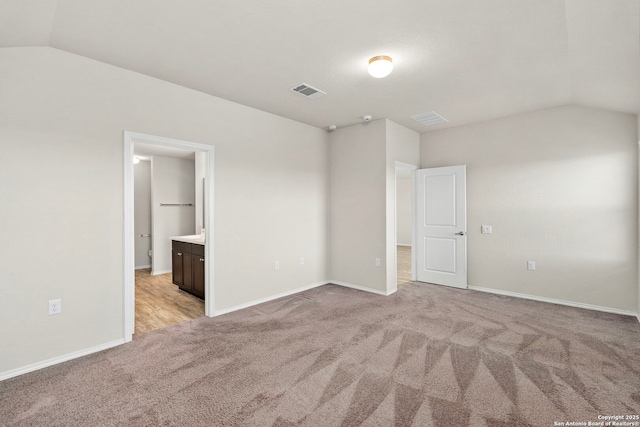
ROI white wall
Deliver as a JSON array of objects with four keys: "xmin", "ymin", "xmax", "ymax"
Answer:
[
  {"xmin": 328, "ymin": 119, "xmax": 419, "ymax": 294},
  {"xmin": 396, "ymin": 178, "xmax": 412, "ymax": 246},
  {"xmin": 385, "ymin": 121, "xmax": 420, "ymax": 292},
  {"xmin": 421, "ymin": 105, "xmax": 638, "ymax": 312},
  {"xmin": 134, "ymin": 160, "xmax": 152, "ymax": 268},
  {"xmin": 194, "ymin": 151, "xmax": 206, "ymax": 235},
  {"xmin": 0, "ymin": 47, "xmax": 328, "ymax": 375},
  {"xmin": 329, "ymin": 120, "xmax": 387, "ymax": 292},
  {"xmin": 151, "ymin": 156, "xmax": 196, "ymax": 274}
]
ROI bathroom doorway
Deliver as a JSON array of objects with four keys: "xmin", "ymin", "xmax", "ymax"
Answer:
[
  {"xmin": 132, "ymin": 144, "xmax": 204, "ymax": 336},
  {"xmin": 123, "ymin": 132, "xmax": 215, "ymax": 342}
]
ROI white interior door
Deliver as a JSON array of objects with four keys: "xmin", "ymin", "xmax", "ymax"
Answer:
[{"xmin": 415, "ymin": 165, "xmax": 467, "ymax": 288}]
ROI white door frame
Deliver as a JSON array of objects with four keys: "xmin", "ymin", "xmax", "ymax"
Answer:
[
  {"xmin": 394, "ymin": 161, "xmax": 418, "ymax": 289},
  {"xmin": 123, "ymin": 131, "xmax": 215, "ymax": 342}
]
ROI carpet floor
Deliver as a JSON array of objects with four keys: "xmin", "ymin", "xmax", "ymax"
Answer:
[{"xmin": 1, "ymin": 283, "xmax": 639, "ymax": 426}]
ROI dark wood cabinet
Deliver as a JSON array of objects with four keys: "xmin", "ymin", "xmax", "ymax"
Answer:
[
  {"xmin": 192, "ymin": 254, "xmax": 205, "ymax": 297},
  {"xmin": 172, "ymin": 240, "xmax": 205, "ymax": 299},
  {"xmin": 171, "ymin": 247, "xmax": 184, "ymax": 286},
  {"xmin": 183, "ymin": 252, "xmax": 193, "ymax": 291}
]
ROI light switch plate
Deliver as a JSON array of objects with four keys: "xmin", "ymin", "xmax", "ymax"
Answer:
[
  {"xmin": 481, "ymin": 225, "xmax": 492, "ymax": 234},
  {"xmin": 527, "ymin": 261, "xmax": 535, "ymax": 271}
]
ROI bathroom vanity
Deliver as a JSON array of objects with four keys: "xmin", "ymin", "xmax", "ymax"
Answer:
[{"xmin": 171, "ymin": 235, "xmax": 205, "ymax": 299}]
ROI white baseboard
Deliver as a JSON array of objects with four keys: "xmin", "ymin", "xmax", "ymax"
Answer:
[
  {"xmin": 135, "ymin": 264, "xmax": 151, "ymax": 270},
  {"xmin": 396, "ymin": 243, "xmax": 411, "ymax": 247},
  {"xmin": 214, "ymin": 281, "xmax": 329, "ymax": 316},
  {"xmin": 330, "ymin": 280, "xmax": 394, "ymax": 296},
  {"xmin": 151, "ymin": 269, "xmax": 171, "ymax": 276},
  {"xmin": 214, "ymin": 279, "xmax": 398, "ymax": 317},
  {"xmin": 2, "ymin": 278, "xmax": 398, "ymax": 381},
  {"xmin": 0, "ymin": 339, "xmax": 125, "ymax": 382},
  {"xmin": 468, "ymin": 286, "xmax": 638, "ymax": 318}
]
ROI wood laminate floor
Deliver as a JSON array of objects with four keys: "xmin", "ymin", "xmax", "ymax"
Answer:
[
  {"xmin": 135, "ymin": 269, "xmax": 205, "ymax": 336},
  {"xmin": 135, "ymin": 248, "xmax": 410, "ymax": 336},
  {"xmin": 397, "ymin": 245, "xmax": 413, "ymax": 288}
]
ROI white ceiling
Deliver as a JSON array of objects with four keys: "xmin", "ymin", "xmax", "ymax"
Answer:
[{"xmin": 1, "ymin": 0, "xmax": 639, "ymax": 132}]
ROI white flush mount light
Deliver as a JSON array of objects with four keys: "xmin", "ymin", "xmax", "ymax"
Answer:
[
  {"xmin": 368, "ymin": 55, "xmax": 393, "ymax": 78},
  {"xmin": 133, "ymin": 156, "xmax": 140, "ymax": 164}
]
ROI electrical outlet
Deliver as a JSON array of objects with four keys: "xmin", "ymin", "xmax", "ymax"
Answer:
[
  {"xmin": 49, "ymin": 299, "xmax": 62, "ymax": 315},
  {"xmin": 481, "ymin": 225, "xmax": 492, "ymax": 234},
  {"xmin": 375, "ymin": 258, "xmax": 381, "ymax": 267},
  {"xmin": 527, "ymin": 261, "xmax": 536, "ymax": 271},
  {"xmin": 300, "ymin": 257, "xmax": 305, "ymax": 265},
  {"xmin": 148, "ymin": 250, "xmax": 153, "ymax": 257},
  {"xmin": 275, "ymin": 261, "xmax": 280, "ymax": 270}
]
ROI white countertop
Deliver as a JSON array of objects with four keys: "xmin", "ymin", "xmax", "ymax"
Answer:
[{"xmin": 171, "ymin": 234, "xmax": 205, "ymax": 245}]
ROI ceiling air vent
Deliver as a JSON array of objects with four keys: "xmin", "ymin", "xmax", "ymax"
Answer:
[
  {"xmin": 411, "ymin": 111, "xmax": 448, "ymax": 127},
  {"xmin": 290, "ymin": 83, "xmax": 326, "ymax": 99}
]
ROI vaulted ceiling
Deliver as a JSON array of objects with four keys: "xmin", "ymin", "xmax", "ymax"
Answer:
[{"xmin": 1, "ymin": 0, "xmax": 639, "ymax": 132}]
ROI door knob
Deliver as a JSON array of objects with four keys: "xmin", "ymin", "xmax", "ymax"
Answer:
[{"xmin": 455, "ymin": 231, "xmax": 466, "ymax": 236}]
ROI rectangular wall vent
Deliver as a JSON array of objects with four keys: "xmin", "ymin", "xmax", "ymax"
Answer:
[
  {"xmin": 290, "ymin": 83, "xmax": 326, "ymax": 99},
  {"xmin": 411, "ymin": 111, "xmax": 448, "ymax": 127}
]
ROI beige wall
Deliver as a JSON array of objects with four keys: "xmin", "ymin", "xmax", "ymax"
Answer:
[
  {"xmin": 421, "ymin": 105, "xmax": 638, "ymax": 312},
  {"xmin": 194, "ymin": 151, "xmax": 206, "ymax": 235},
  {"xmin": 151, "ymin": 156, "xmax": 196, "ymax": 274},
  {"xmin": 328, "ymin": 119, "xmax": 418, "ymax": 294},
  {"xmin": 328, "ymin": 120, "xmax": 387, "ymax": 292},
  {"xmin": 0, "ymin": 47, "xmax": 328, "ymax": 374},
  {"xmin": 134, "ymin": 160, "xmax": 152, "ymax": 268},
  {"xmin": 385, "ymin": 120, "xmax": 420, "ymax": 292},
  {"xmin": 396, "ymin": 179, "xmax": 412, "ymax": 245}
]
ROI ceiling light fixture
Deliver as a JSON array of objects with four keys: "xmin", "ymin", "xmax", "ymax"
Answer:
[{"xmin": 368, "ymin": 55, "xmax": 393, "ymax": 78}]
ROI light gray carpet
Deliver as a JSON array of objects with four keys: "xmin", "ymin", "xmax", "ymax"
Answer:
[{"xmin": 1, "ymin": 283, "xmax": 639, "ymax": 426}]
